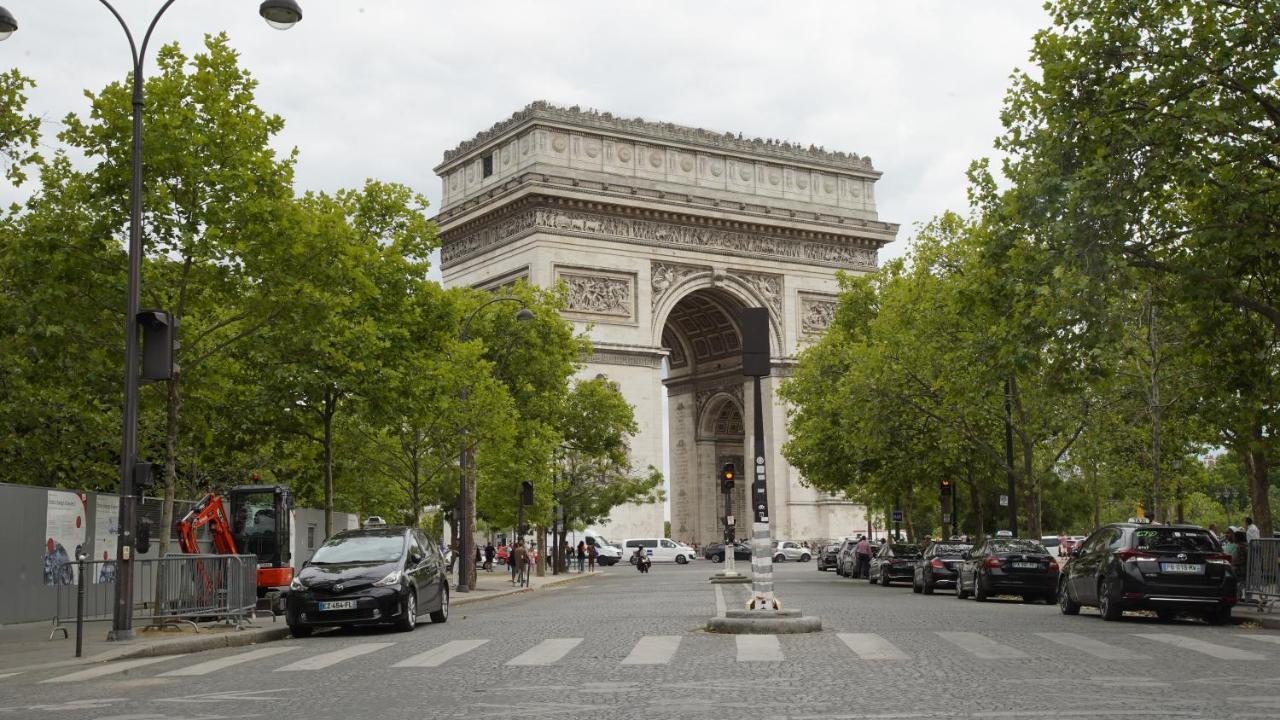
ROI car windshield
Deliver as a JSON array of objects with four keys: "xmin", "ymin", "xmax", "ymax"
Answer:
[
  {"xmin": 890, "ymin": 544, "xmax": 921, "ymax": 557},
  {"xmin": 988, "ymin": 540, "xmax": 1046, "ymax": 554},
  {"xmin": 1134, "ymin": 528, "xmax": 1219, "ymax": 553},
  {"xmin": 932, "ymin": 544, "xmax": 971, "ymax": 556},
  {"xmin": 310, "ymin": 533, "xmax": 404, "ymax": 564}
]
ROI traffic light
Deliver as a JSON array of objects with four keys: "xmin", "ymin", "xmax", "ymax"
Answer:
[
  {"xmin": 940, "ymin": 478, "xmax": 953, "ymax": 497},
  {"xmin": 132, "ymin": 462, "xmax": 156, "ymax": 499},
  {"xmin": 138, "ymin": 309, "xmax": 178, "ymax": 382},
  {"xmin": 720, "ymin": 463, "xmax": 735, "ymax": 492},
  {"xmin": 135, "ymin": 517, "xmax": 152, "ymax": 555},
  {"xmin": 521, "ymin": 480, "xmax": 534, "ymax": 506}
]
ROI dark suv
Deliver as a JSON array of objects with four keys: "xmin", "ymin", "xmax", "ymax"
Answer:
[{"xmin": 1058, "ymin": 523, "xmax": 1236, "ymax": 624}]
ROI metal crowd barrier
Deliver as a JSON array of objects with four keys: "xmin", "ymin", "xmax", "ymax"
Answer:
[
  {"xmin": 50, "ymin": 553, "xmax": 259, "ymax": 645},
  {"xmin": 1244, "ymin": 538, "xmax": 1280, "ymax": 613}
]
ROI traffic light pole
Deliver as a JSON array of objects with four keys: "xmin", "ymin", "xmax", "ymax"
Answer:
[
  {"xmin": 723, "ymin": 467, "xmax": 736, "ymax": 575},
  {"xmin": 749, "ymin": 374, "xmax": 775, "ymax": 609}
]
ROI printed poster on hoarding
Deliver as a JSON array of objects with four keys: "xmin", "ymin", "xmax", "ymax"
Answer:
[
  {"xmin": 94, "ymin": 495, "xmax": 120, "ymax": 584},
  {"xmin": 44, "ymin": 490, "xmax": 87, "ymax": 586}
]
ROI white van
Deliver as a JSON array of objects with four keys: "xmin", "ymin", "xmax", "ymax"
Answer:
[
  {"xmin": 585, "ymin": 534, "xmax": 622, "ymax": 566},
  {"xmin": 622, "ymin": 538, "xmax": 698, "ymax": 565}
]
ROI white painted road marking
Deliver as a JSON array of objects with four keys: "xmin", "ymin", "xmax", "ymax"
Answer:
[
  {"xmin": 1036, "ymin": 632, "xmax": 1147, "ymax": 660},
  {"xmin": 393, "ymin": 639, "xmax": 490, "ymax": 668},
  {"xmin": 714, "ymin": 585, "xmax": 727, "ymax": 617},
  {"xmin": 506, "ymin": 638, "xmax": 582, "ymax": 666},
  {"xmin": 1238, "ymin": 634, "xmax": 1280, "ymax": 646},
  {"xmin": 42, "ymin": 655, "xmax": 178, "ymax": 683},
  {"xmin": 736, "ymin": 634, "xmax": 782, "ymax": 662},
  {"xmin": 1134, "ymin": 633, "xmax": 1266, "ymax": 661},
  {"xmin": 0, "ymin": 672, "xmax": 22, "ymax": 680},
  {"xmin": 161, "ymin": 646, "xmax": 297, "ymax": 676},
  {"xmin": 936, "ymin": 631, "xmax": 1028, "ymax": 659},
  {"xmin": 274, "ymin": 642, "xmax": 395, "ymax": 671},
  {"xmin": 621, "ymin": 635, "xmax": 682, "ymax": 665},
  {"xmin": 838, "ymin": 633, "xmax": 908, "ymax": 660}
]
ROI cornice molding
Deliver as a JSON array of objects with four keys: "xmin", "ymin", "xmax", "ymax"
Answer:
[{"xmin": 439, "ymin": 101, "xmax": 876, "ymax": 173}]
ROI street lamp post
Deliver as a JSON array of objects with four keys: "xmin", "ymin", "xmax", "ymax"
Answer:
[
  {"xmin": 0, "ymin": 1, "xmax": 302, "ymax": 641},
  {"xmin": 455, "ymin": 297, "xmax": 533, "ymax": 593}
]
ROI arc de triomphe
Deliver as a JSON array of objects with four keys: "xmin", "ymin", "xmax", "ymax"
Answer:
[{"xmin": 435, "ymin": 103, "xmax": 897, "ymax": 546}]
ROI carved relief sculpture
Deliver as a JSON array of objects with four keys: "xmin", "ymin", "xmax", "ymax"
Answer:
[
  {"xmin": 651, "ymin": 262, "xmax": 707, "ymax": 309},
  {"xmin": 732, "ymin": 270, "xmax": 783, "ymax": 316},
  {"xmin": 801, "ymin": 296, "xmax": 839, "ymax": 336},
  {"xmin": 562, "ymin": 273, "xmax": 633, "ymax": 317}
]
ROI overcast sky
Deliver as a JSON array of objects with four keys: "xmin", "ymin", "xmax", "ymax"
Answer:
[{"xmin": 3, "ymin": 1, "xmax": 1051, "ymax": 272}]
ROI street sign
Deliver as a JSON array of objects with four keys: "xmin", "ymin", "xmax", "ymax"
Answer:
[
  {"xmin": 941, "ymin": 513, "xmax": 951, "ymax": 523},
  {"xmin": 726, "ymin": 515, "xmax": 734, "ymax": 526},
  {"xmin": 999, "ymin": 495, "xmax": 1009, "ymax": 507},
  {"xmin": 891, "ymin": 509, "xmax": 903, "ymax": 522}
]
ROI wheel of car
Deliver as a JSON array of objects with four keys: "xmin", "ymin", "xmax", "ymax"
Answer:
[
  {"xmin": 288, "ymin": 623, "xmax": 312, "ymax": 638},
  {"xmin": 712, "ymin": 553, "xmax": 724, "ymax": 563},
  {"xmin": 973, "ymin": 573, "xmax": 988, "ymax": 602},
  {"xmin": 773, "ymin": 553, "xmax": 786, "ymax": 563},
  {"xmin": 955, "ymin": 573, "xmax": 968, "ymax": 599},
  {"xmin": 912, "ymin": 576, "xmax": 922, "ymax": 594},
  {"xmin": 429, "ymin": 584, "xmax": 449, "ymax": 624},
  {"xmin": 1098, "ymin": 577, "xmax": 1122, "ymax": 621},
  {"xmin": 395, "ymin": 589, "xmax": 417, "ymax": 632},
  {"xmin": 880, "ymin": 568, "xmax": 891, "ymax": 586},
  {"xmin": 922, "ymin": 576, "xmax": 935, "ymax": 595},
  {"xmin": 1155, "ymin": 608, "xmax": 1177, "ymax": 623},
  {"xmin": 1202, "ymin": 606, "xmax": 1232, "ymax": 626},
  {"xmin": 1058, "ymin": 580, "xmax": 1080, "ymax": 615},
  {"xmin": 676, "ymin": 554, "xmax": 688, "ymax": 565},
  {"xmin": 800, "ymin": 553, "xmax": 810, "ymax": 562}
]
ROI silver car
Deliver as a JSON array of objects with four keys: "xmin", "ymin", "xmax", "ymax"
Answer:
[{"xmin": 771, "ymin": 540, "xmax": 812, "ymax": 562}]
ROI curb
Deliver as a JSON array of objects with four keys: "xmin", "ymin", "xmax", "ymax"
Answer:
[
  {"xmin": 453, "ymin": 570, "xmax": 600, "ymax": 608},
  {"xmin": 115, "ymin": 626, "xmax": 293, "ymax": 660},
  {"xmin": 1235, "ymin": 612, "xmax": 1280, "ymax": 632}
]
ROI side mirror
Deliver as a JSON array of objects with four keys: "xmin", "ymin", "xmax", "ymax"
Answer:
[
  {"xmin": 409, "ymin": 550, "xmax": 424, "ymax": 565},
  {"xmin": 1070, "ymin": 547, "xmax": 1082, "ymax": 558}
]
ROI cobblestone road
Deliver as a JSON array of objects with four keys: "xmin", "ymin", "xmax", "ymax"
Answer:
[{"xmin": 4, "ymin": 560, "xmax": 1279, "ymax": 719}]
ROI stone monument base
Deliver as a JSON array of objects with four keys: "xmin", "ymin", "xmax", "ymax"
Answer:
[
  {"xmin": 706, "ymin": 608, "xmax": 822, "ymax": 634},
  {"xmin": 709, "ymin": 571, "xmax": 751, "ymax": 584}
]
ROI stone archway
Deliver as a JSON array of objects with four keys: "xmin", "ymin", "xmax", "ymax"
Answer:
[{"xmin": 434, "ymin": 103, "xmax": 896, "ymax": 543}]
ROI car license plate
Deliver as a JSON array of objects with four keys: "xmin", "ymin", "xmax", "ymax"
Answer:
[
  {"xmin": 1011, "ymin": 562, "xmax": 1039, "ymax": 569},
  {"xmin": 318, "ymin": 600, "xmax": 356, "ymax": 611},
  {"xmin": 1161, "ymin": 563, "xmax": 1204, "ymax": 574}
]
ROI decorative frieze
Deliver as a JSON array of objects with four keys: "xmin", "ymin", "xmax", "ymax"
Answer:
[
  {"xmin": 731, "ymin": 270, "xmax": 783, "ymax": 316},
  {"xmin": 799, "ymin": 293, "xmax": 839, "ymax": 336},
  {"xmin": 442, "ymin": 204, "xmax": 878, "ymax": 271},
  {"xmin": 651, "ymin": 261, "xmax": 708, "ymax": 310},
  {"xmin": 554, "ymin": 266, "xmax": 635, "ymax": 322}
]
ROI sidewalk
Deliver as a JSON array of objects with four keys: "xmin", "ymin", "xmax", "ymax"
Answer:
[{"xmin": 0, "ymin": 567, "xmax": 602, "ymax": 673}]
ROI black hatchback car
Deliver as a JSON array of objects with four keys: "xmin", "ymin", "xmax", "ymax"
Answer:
[
  {"xmin": 869, "ymin": 543, "xmax": 922, "ymax": 586},
  {"xmin": 703, "ymin": 542, "xmax": 751, "ymax": 563},
  {"xmin": 286, "ymin": 526, "xmax": 448, "ymax": 638},
  {"xmin": 1058, "ymin": 523, "xmax": 1236, "ymax": 624},
  {"xmin": 956, "ymin": 537, "xmax": 1058, "ymax": 603},
  {"xmin": 913, "ymin": 541, "xmax": 972, "ymax": 594}
]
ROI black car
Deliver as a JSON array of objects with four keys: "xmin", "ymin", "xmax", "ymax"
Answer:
[
  {"xmin": 286, "ymin": 526, "xmax": 448, "ymax": 638},
  {"xmin": 956, "ymin": 537, "xmax": 1058, "ymax": 603},
  {"xmin": 817, "ymin": 543, "xmax": 841, "ymax": 572},
  {"xmin": 869, "ymin": 543, "xmax": 922, "ymax": 586},
  {"xmin": 913, "ymin": 541, "xmax": 971, "ymax": 594},
  {"xmin": 1058, "ymin": 523, "xmax": 1236, "ymax": 624},
  {"xmin": 703, "ymin": 542, "xmax": 751, "ymax": 563}
]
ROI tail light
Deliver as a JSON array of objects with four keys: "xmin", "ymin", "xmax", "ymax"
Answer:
[
  {"xmin": 984, "ymin": 555, "xmax": 1002, "ymax": 569},
  {"xmin": 1116, "ymin": 549, "xmax": 1159, "ymax": 563},
  {"xmin": 931, "ymin": 558, "xmax": 946, "ymax": 569},
  {"xmin": 1047, "ymin": 558, "xmax": 1059, "ymax": 572}
]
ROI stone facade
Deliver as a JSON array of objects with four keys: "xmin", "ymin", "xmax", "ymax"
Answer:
[{"xmin": 435, "ymin": 103, "xmax": 897, "ymax": 546}]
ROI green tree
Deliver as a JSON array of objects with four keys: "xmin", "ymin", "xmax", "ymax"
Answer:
[{"xmin": 0, "ymin": 68, "xmax": 40, "ymax": 186}]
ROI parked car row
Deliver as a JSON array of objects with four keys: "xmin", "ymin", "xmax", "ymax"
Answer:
[
  {"xmin": 703, "ymin": 539, "xmax": 816, "ymax": 563},
  {"xmin": 827, "ymin": 521, "xmax": 1239, "ymax": 625}
]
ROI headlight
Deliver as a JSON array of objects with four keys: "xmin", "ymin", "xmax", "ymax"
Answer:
[
  {"xmin": 372, "ymin": 570, "xmax": 401, "ymax": 587},
  {"xmin": 289, "ymin": 576, "xmax": 306, "ymax": 591}
]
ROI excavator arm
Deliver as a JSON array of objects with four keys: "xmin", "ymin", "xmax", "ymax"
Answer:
[{"xmin": 175, "ymin": 493, "xmax": 239, "ymax": 556}]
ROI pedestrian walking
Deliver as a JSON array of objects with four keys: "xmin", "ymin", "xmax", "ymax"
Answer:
[
  {"xmin": 1245, "ymin": 517, "xmax": 1261, "ymax": 543},
  {"xmin": 511, "ymin": 541, "xmax": 529, "ymax": 586},
  {"xmin": 587, "ymin": 542, "xmax": 597, "ymax": 572},
  {"xmin": 484, "ymin": 542, "xmax": 496, "ymax": 572},
  {"xmin": 576, "ymin": 541, "xmax": 586, "ymax": 573}
]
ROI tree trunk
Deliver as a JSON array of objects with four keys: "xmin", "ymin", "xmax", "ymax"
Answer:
[
  {"xmin": 323, "ymin": 387, "xmax": 335, "ymax": 537},
  {"xmin": 1010, "ymin": 378, "xmax": 1041, "ymax": 538},
  {"xmin": 1088, "ymin": 460, "xmax": 1101, "ymax": 530},
  {"xmin": 965, "ymin": 463, "xmax": 983, "ymax": 539},
  {"xmin": 536, "ymin": 526, "xmax": 547, "ymax": 577},
  {"xmin": 1245, "ymin": 438, "xmax": 1272, "ymax": 536}
]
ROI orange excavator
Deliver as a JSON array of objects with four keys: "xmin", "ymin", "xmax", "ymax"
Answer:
[{"xmin": 176, "ymin": 484, "xmax": 294, "ymax": 610}]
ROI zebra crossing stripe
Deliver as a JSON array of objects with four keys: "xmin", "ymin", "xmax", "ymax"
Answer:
[
  {"xmin": 1134, "ymin": 633, "xmax": 1265, "ymax": 661},
  {"xmin": 42, "ymin": 655, "xmax": 177, "ymax": 683},
  {"xmin": 161, "ymin": 646, "xmax": 297, "ymax": 676},
  {"xmin": 274, "ymin": 643, "xmax": 395, "ymax": 671},
  {"xmin": 1036, "ymin": 633, "xmax": 1147, "ymax": 660},
  {"xmin": 621, "ymin": 635, "xmax": 681, "ymax": 665},
  {"xmin": 736, "ymin": 634, "xmax": 783, "ymax": 662},
  {"xmin": 393, "ymin": 639, "xmax": 490, "ymax": 668},
  {"xmin": 936, "ymin": 631, "xmax": 1028, "ymax": 659},
  {"xmin": 506, "ymin": 638, "xmax": 582, "ymax": 666},
  {"xmin": 0, "ymin": 672, "xmax": 22, "ymax": 680},
  {"xmin": 838, "ymin": 633, "xmax": 908, "ymax": 660},
  {"xmin": 1237, "ymin": 634, "xmax": 1280, "ymax": 646}
]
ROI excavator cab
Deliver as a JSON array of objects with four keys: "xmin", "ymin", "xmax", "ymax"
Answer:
[{"xmin": 228, "ymin": 484, "xmax": 294, "ymax": 593}]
